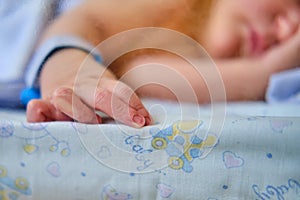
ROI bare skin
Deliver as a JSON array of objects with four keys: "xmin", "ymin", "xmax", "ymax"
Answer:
[{"xmin": 26, "ymin": 0, "xmax": 300, "ymax": 127}]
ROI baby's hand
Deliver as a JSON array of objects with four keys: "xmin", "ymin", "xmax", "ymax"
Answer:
[
  {"xmin": 262, "ymin": 25, "xmax": 300, "ymax": 73},
  {"xmin": 26, "ymin": 49, "xmax": 152, "ymax": 127}
]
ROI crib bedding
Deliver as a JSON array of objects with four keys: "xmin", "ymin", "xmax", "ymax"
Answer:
[{"xmin": 0, "ymin": 99, "xmax": 299, "ymax": 200}]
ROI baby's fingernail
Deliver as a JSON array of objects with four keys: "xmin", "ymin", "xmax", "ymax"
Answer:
[{"xmin": 132, "ymin": 114, "xmax": 145, "ymax": 127}]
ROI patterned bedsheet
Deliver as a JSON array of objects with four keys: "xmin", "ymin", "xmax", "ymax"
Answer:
[{"xmin": 0, "ymin": 100, "xmax": 299, "ymax": 200}]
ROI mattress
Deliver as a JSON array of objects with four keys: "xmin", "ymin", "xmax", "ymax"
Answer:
[{"xmin": 0, "ymin": 99, "xmax": 299, "ymax": 200}]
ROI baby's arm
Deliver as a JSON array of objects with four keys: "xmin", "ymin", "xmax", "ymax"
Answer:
[
  {"xmin": 110, "ymin": 27, "xmax": 300, "ymax": 103},
  {"xmin": 26, "ymin": 1, "xmax": 156, "ymax": 127}
]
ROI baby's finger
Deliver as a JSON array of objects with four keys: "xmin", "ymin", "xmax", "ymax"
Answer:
[
  {"xmin": 93, "ymin": 86, "xmax": 147, "ymax": 128},
  {"xmin": 101, "ymin": 79, "xmax": 152, "ymax": 125},
  {"xmin": 52, "ymin": 87, "xmax": 102, "ymax": 124},
  {"xmin": 26, "ymin": 99, "xmax": 72, "ymax": 122}
]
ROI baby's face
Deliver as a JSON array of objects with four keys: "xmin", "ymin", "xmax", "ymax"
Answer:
[{"xmin": 204, "ymin": 0, "xmax": 300, "ymax": 58}]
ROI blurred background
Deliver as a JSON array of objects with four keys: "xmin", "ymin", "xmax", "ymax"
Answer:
[{"xmin": 0, "ymin": 0, "xmax": 82, "ymax": 107}]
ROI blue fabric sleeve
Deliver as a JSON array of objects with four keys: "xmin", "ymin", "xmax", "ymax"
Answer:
[{"xmin": 266, "ymin": 68, "xmax": 300, "ymax": 104}]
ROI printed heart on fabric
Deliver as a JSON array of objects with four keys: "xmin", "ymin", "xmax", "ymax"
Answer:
[
  {"xmin": 156, "ymin": 183, "xmax": 175, "ymax": 198},
  {"xmin": 269, "ymin": 119, "xmax": 293, "ymax": 133},
  {"xmin": 97, "ymin": 145, "xmax": 112, "ymax": 159},
  {"xmin": 47, "ymin": 162, "xmax": 61, "ymax": 177},
  {"xmin": 223, "ymin": 151, "xmax": 244, "ymax": 169}
]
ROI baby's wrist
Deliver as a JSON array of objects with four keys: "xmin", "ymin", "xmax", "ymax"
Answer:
[{"xmin": 22, "ymin": 35, "xmax": 103, "ymax": 106}]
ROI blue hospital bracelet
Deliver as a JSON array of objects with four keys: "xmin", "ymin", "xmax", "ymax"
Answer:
[
  {"xmin": 21, "ymin": 35, "xmax": 102, "ymax": 106},
  {"xmin": 20, "ymin": 88, "xmax": 41, "ymax": 106}
]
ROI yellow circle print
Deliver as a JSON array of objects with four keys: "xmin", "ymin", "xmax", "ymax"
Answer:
[
  {"xmin": 152, "ymin": 137, "xmax": 167, "ymax": 150},
  {"xmin": 15, "ymin": 177, "xmax": 29, "ymax": 190},
  {"xmin": 168, "ymin": 156, "xmax": 184, "ymax": 170}
]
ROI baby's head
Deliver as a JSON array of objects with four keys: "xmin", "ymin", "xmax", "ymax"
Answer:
[{"xmin": 203, "ymin": 0, "xmax": 300, "ymax": 58}]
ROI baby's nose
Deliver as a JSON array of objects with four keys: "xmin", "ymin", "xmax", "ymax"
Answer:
[{"xmin": 275, "ymin": 11, "xmax": 299, "ymax": 42}]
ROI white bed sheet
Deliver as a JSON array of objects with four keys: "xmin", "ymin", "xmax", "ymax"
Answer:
[{"xmin": 0, "ymin": 100, "xmax": 299, "ymax": 200}]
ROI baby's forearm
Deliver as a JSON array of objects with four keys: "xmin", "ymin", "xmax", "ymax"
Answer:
[
  {"xmin": 110, "ymin": 50, "xmax": 274, "ymax": 103},
  {"xmin": 40, "ymin": 0, "xmax": 182, "ymax": 46},
  {"xmin": 39, "ymin": 3, "xmax": 103, "ymax": 45},
  {"xmin": 216, "ymin": 59, "xmax": 270, "ymax": 101}
]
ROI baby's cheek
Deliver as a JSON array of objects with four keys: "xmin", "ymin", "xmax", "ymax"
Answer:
[{"xmin": 209, "ymin": 34, "xmax": 241, "ymax": 58}]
